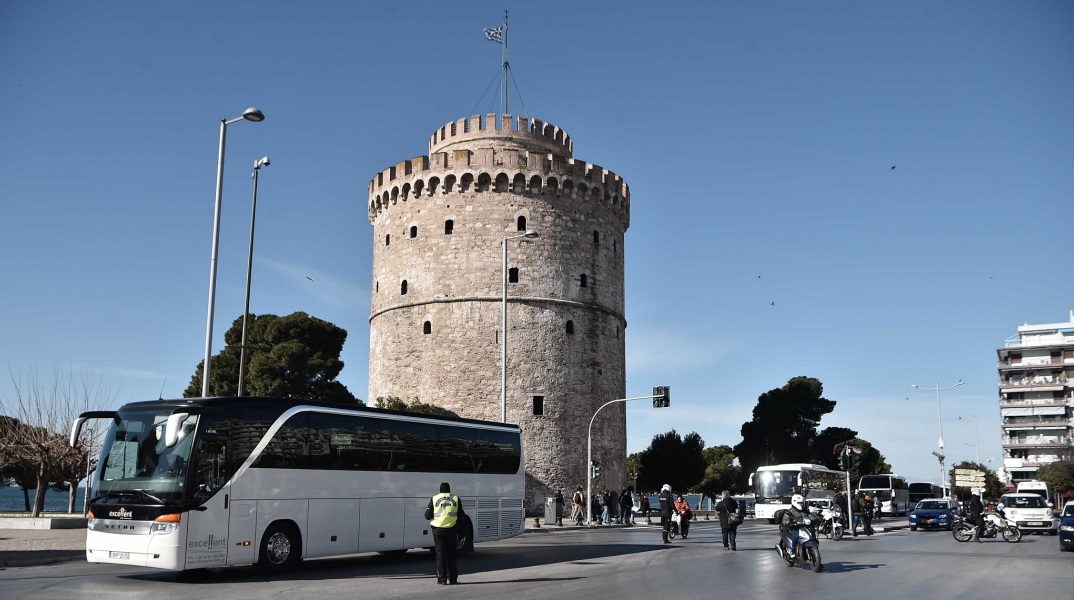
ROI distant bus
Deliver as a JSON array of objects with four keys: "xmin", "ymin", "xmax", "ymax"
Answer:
[
  {"xmin": 908, "ymin": 482, "xmax": 942, "ymax": 509},
  {"xmin": 70, "ymin": 396, "xmax": 525, "ymax": 572},
  {"xmin": 749, "ymin": 463, "xmax": 846, "ymax": 523},
  {"xmin": 859, "ymin": 474, "xmax": 910, "ymax": 516},
  {"xmin": 1016, "ymin": 480, "xmax": 1049, "ymax": 503}
]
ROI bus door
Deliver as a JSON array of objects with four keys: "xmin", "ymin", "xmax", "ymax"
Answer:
[{"xmin": 183, "ymin": 436, "xmax": 233, "ymax": 568}]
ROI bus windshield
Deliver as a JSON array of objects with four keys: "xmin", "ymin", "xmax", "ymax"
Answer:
[
  {"xmin": 94, "ymin": 407, "xmax": 198, "ymax": 505},
  {"xmin": 754, "ymin": 470, "xmax": 799, "ymax": 501}
]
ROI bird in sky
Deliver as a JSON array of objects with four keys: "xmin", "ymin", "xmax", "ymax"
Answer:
[
  {"xmin": 891, "ymin": 165, "xmax": 896, "ymax": 170},
  {"xmin": 770, "ymin": 302, "xmax": 775, "ymax": 306},
  {"xmin": 306, "ymin": 276, "xmax": 316, "ymax": 282}
]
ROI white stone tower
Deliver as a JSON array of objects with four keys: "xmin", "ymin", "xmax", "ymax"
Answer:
[{"xmin": 366, "ymin": 114, "xmax": 630, "ymax": 512}]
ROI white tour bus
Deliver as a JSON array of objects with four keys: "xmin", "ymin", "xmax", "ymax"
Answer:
[
  {"xmin": 858, "ymin": 474, "xmax": 910, "ymax": 516},
  {"xmin": 70, "ymin": 397, "xmax": 525, "ymax": 572},
  {"xmin": 749, "ymin": 463, "xmax": 847, "ymax": 523}
]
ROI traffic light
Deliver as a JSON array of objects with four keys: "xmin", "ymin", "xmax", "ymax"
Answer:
[
  {"xmin": 591, "ymin": 460, "xmax": 602, "ymax": 478},
  {"xmin": 652, "ymin": 386, "xmax": 670, "ymax": 408}
]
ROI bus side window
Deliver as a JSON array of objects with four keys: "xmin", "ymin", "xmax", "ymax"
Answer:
[{"xmin": 191, "ymin": 439, "xmax": 228, "ymax": 502}]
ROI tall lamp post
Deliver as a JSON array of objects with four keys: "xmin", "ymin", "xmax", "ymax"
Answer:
[
  {"xmin": 912, "ymin": 379, "xmax": 964, "ymax": 498},
  {"xmin": 501, "ymin": 229, "xmax": 539, "ymax": 423},
  {"xmin": 202, "ymin": 107, "xmax": 265, "ymax": 397},
  {"xmin": 960, "ymin": 414, "xmax": 982, "ymax": 497},
  {"xmin": 237, "ymin": 156, "xmax": 270, "ymax": 397}
]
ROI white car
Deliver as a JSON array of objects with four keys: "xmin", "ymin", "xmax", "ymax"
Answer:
[{"xmin": 998, "ymin": 492, "xmax": 1057, "ymax": 535}]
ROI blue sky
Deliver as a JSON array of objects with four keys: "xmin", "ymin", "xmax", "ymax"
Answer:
[{"xmin": 2, "ymin": 1, "xmax": 1072, "ymax": 485}]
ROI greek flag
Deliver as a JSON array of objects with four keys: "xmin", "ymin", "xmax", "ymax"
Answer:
[{"xmin": 484, "ymin": 27, "xmax": 503, "ymax": 43}]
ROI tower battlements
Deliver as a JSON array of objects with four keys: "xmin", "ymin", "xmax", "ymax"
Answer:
[
  {"xmin": 367, "ymin": 114, "xmax": 629, "ymax": 224},
  {"xmin": 430, "ymin": 113, "xmax": 573, "ymax": 157}
]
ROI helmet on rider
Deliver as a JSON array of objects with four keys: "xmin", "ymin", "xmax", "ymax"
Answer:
[
  {"xmin": 791, "ymin": 494, "xmax": 805, "ymax": 510},
  {"xmin": 661, "ymin": 484, "xmax": 672, "ymax": 493}
]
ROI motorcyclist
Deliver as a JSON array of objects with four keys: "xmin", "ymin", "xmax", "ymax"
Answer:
[{"xmin": 780, "ymin": 494, "xmax": 807, "ymax": 558}]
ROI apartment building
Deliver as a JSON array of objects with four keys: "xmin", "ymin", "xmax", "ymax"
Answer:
[{"xmin": 997, "ymin": 311, "xmax": 1074, "ymax": 486}]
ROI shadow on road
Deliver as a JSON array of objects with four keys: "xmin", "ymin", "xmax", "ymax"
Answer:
[{"xmin": 118, "ymin": 537, "xmax": 674, "ymax": 585}]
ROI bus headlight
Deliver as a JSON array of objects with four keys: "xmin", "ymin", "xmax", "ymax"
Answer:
[{"xmin": 151, "ymin": 513, "xmax": 182, "ymax": 534}]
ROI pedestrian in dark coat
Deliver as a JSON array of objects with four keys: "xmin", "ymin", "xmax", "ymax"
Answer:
[{"xmin": 715, "ymin": 490, "xmax": 742, "ymax": 550}]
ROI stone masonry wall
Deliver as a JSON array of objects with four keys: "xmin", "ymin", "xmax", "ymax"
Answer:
[{"xmin": 367, "ymin": 114, "xmax": 630, "ymax": 513}]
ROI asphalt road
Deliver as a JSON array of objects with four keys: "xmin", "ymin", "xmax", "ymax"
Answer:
[{"xmin": 1, "ymin": 520, "xmax": 1070, "ymax": 600}]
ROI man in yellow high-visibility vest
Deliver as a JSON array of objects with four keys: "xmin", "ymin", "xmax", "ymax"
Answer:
[{"xmin": 424, "ymin": 482, "xmax": 465, "ymax": 584}]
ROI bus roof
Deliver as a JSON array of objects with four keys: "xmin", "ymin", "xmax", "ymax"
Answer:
[{"xmin": 113, "ymin": 396, "xmax": 523, "ymax": 431}]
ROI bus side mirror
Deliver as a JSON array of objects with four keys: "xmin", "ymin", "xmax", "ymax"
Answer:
[{"xmin": 165, "ymin": 413, "xmax": 190, "ymax": 447}]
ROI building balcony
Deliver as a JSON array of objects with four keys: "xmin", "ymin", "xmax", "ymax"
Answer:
[
  {"xmin": 996, "ymin": 360, "xmax": 1066, "ymax": 372},
  {"xmin": 1001, "ymin": 421, "xmax": 1070, "ymax": 430},
  {"xmin": 999, "ymin": 398, "xmax": 1071, "ymax": 408},
  {"xmin": 998, "ymin": 378, "xmax": 1067, "ymax": 393},
  {"xmin": 1001, "ymin": 437, "xmax": 1070, "ymax": 449}
]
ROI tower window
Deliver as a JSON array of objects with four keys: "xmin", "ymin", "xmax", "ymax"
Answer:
[
  {"xmin": 385, "ymin": 234, "xmax": 390, "ymax": 246},
  {"xmin": 593, "ymin": 231, "xmax": 600, "ymax": 244},
  {"xmin": 613, "ymin": 240, "xmax": 618, "ymax": 256},
  {"xmin": 409, "ymin": 225, "xmax": 418, "ymax": 239},
  {"xmin": 375, "ymin": 281, "xmax": 379, "ymax": 293},
  {"xmin": 566, "ymin": 320, "xmax": 574, "ymax": 335},
  {"xmin": 423, "ymin": 321, "xmax": 431, "ymax": 334},
  {"xmin": 445, "ymin": 220, "xmax": 454, "ymax": 235},
  {"xmin": 517, "ymin": 216, "xmax": 527, "ymax": 232},
  {"xmin": 508, "ymin": 267, "xmax": 519, "ymax": 283},
  {"xmin": 532, "ymin": 396, "xmax": 544, "ymax": 416},
  {"xmin": 580, "ymin": 274, "xmax": 587, "ymax": 288},
  {"xmin": 401, "ymin": 280, "xmax": 408, "ymax": 295}
]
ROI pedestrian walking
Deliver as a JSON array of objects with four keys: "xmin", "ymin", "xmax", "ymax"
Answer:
[
  {"xmin": 640, "ymin": 492, "xmax": 652, "ymax": 524},
  {"xmin": 554, "ymin": 489, "xmax": 565, "ymax": 526},
  {"xmin": 571, "ymin": 486, "xmax": 585, "ymax": 525},
  {"xmin": 424, "ymin": 481, "xmax": 464, "ymax": 585},
  {"xmin": 851, "ymin": 492, "xmax": 863, "ymax": 536},
  {"xmin": 658, "ymin": 484, "xmax": 675, "ymax": 543},
  {"xmin": 862, "ymin": 493, "xmax": 875, "ymax": 536},
  {"xmin": 715, "ymin": 490, "xmax": 742, "ymax": 550},
  {"xmin": 600, "ymin": 489, "xmax": 611, "ymax": 524},
  {"xmin": 620, "ymin": 487, "xmax": 635, "ymax": 525}
]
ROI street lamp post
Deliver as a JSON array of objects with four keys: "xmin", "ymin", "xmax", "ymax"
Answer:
[
  {"xmin": 960, "ymin": 414, "xmax": 982, "ymax": 497},
  {"xmin": 202, "ymin": 107, "xmax": 265, "ymax": 397},
  {"xmin": 912, "ymin": 379, "xmax": 964, "ymax": 498},
  {"xmin": 237, "ymin": 156, "xmax": 270, "ymax": 397},
  {"xmin": 501, "ymin": 230, "xmax": 539, "ymax": 423}
]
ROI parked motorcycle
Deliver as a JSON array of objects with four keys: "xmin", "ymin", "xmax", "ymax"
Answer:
[
  {"xmin": 952, "ymin": 511, "xmax": 1021, "ymax": 543},
  {"xmin": 775, "ymin": 509, "xmax": 825, "ymax": 572},
  {"xmin": 816, "ymin": 505, "xmax": 845, "ymax": 541}
]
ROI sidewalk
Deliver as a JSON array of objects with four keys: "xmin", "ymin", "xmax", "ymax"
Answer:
[{"xmin": 0, "ymin": 527, "xmax": 85, "ymax": 568}]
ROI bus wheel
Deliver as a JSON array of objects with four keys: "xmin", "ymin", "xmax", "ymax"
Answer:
[{"xmin": 257, "ymin": 522, "xmax": 302, "ymax": 573}]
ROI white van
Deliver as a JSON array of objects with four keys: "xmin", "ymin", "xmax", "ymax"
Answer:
[{"xmin": 999, "ymin": 492, "xmax": 1057, "ymax": 535}]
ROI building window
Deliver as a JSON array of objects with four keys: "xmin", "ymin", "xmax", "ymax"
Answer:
[
  {"xmin": 613, "ymin": 240, "xmax": 618, "ymax": 256},
  {"xmin": 423, "ymin": 321, "xmax": 431, "ymax": 334},
  {"xmin": 445, "ymin": 220, "xmax": 453, "ymax": 235},
  {"xmin": 593, "ymin": 231, "xmax": 600, "ymax": 244},
  {"xmin": 508, "ymin": 267, "xmax": 519, "ymax": 283},
  {"xmin": 517, "ymin": 216, "xmax": 527, "ymax": 232},
  {"xmin": 410, "ymin": 225, "xmax": 418, "ymax": 238},
  {"xmin": 401, "ymin": 280, "xmax": 408, "ymax": 295},
  {"xmin": 566, "ymin": 320, "xmax": 574, "ymax": 335},
  {"xmin": 580, "ymin": 274, "xmax": 587, "ymax": 288},
  {"xmin": 375, "ymin": 281, "xmax": 378, "ymax": 293},
  {"xmin": 532, "ymin": 396, "xmax": 544, "ymax": 416},
  {"xmin": 385, "ymin": 234, "xmax": 390, "ymax": 246}
]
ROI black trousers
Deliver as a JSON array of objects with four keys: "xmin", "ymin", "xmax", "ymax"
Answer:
[{"xmin": 432, "ymin": 526, "xmax": 458, "ymax": 583}]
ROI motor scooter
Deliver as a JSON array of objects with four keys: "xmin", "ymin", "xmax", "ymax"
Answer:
[{"xmin": 775, "ymin": 509, "xmax": 825, "ymax": 572}]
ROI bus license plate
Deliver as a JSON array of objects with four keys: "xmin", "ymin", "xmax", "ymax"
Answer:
[{"xmin": 109, "ymin": 551, "xmax": 130, "ymax": 560}]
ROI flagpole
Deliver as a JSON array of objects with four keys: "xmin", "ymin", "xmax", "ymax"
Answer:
[{"xmin": 502, "ymin": 10, "xmax": 509, "ymax": 115}]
